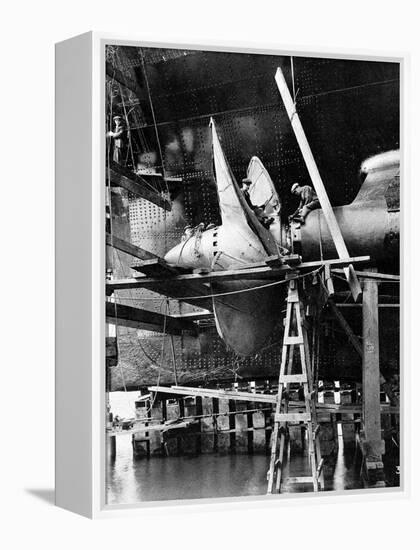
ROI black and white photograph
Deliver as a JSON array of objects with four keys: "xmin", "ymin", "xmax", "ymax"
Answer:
[{"xmin": 104, "ymin": 44, "xmax": 400, "ymax": 505}]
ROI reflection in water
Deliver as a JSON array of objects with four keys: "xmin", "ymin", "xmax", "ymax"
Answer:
[
  {"xmin": 107, "ymin": 431, "xmax": 367, "ymax": 505},
  {"xmin": 107, "ymin": 435, "xmax": 269, "ymax": 503},
  {"xmin": 107, "ymin": 392, "xmax": 398, "ymax": 504}
]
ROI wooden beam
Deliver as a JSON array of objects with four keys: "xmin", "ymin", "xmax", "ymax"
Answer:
[
  {"xmin": 108, "ymin": 272, "xmax": 214, "ymax": 313},
  {"xmin": 108, "ymin": 161, "xmax": 171, "ymax": 211},
  {"xmin": 106, "ymin": 301, "xmax": 198, "ymax": 336},
  {"xmin": 332, "ymin": 269, "xmax": 400, "ymax": 282},
  {"xmin": 275, "ymin": 67, "xmax": 362, "ymax": 302},
  {"xmin": 148, "ymin": 385, "xmax": 277, "ymax": 404},
  {"xmin": 107, "ymin": 255, "xmax": 371, "ymax": 293},
  {"xmin": 132, "ymin": 258, "xmax": 184, "ymax": 277},
  {"xmin": 106, "ymin": 233, "xmax": 157, "ymax": 261},
  {"xmin": 337, "ymin": 303, "xmax": 399, "ymax": 308},
  {"xmin": 143, "ymin": 281, "xmax": 213, "ymax": 311},
  {"xmin": 147, "ymin": 386, "xmax": 399, "ymax": 415},
  {"xmin": 171, "ymin": 311, "xmax": 214, "ymax": 321},
  {"xmin": 137, "ymin": 172, "xmax": 183, "ymax": 184}
]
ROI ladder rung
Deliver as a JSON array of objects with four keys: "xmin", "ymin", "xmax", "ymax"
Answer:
[
  {"xmin": 280, "ymin": 374, "xmax": 307, "ymax": 384},
  {"xmin": 287, "ymin": 476, "xmax": 315, "ymax": 484},
  {"xmin": 275, "ymin": 412, "xmax": 311, "ymax": 423},
  {"xmin": 284, "ymin": 336, "xmax": 304, "ymax": 345}
]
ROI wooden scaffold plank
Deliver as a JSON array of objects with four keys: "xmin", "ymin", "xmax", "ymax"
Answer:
[
  {"xmin": 106, "ymin": 233, "xmax": 158, "ymax": 261},
  {"xmin": 107, "ymin": 255, "xmax": 371, "ymax": 292},
  {"xmin": 108, "ymin": 161, "xmax": 171, "ymax": 211},
  {"xmin": 106, "ymin": 301, "xmax": 198, "ymax": 335}
]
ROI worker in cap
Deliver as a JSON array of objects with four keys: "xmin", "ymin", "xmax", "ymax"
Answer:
[
  {"xmin": 290, "ymin": 182, "xmax": 320, "ymax": 223},
  {"xmin": 241, "ymin": 177, "xmax": 253, "ymax": 209},
  {"xmin": 106, "ymin": 115, "xmax": 126, "ymax": 164}
]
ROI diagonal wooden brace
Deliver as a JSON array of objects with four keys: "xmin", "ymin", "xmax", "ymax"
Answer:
[{"xmin": 275, "ymin": 67, "xmax": 362, "ymax": 302}]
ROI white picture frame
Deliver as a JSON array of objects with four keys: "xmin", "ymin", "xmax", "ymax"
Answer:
[{"xmin": 55, "ymin": 32, "xmax": 408, "ymax": 518}]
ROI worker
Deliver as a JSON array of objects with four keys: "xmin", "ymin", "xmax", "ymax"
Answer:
[
  {"xmin": 241, "ymin": 178, "xmax": 274, "ymax": 228},
  {"xmin": 241, "ymin": 178, "xmax": 254, "ymax": 209},
  {"xmin": 290, "ymin": 182, "xmax": 320, "ymax": 223},
  {"xmin": 106, "ymin": 115, "xmax": 126, "ymax": 164}
]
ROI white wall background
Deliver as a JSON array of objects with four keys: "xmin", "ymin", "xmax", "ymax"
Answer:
[{"xmin": 1, "ymin": 0, "xmax": 418, "ymax": 547}]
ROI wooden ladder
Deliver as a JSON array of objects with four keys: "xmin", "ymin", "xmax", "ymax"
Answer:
[{"xmin": 267, "ymin": 275, "xmax": 324, "ymax": 493}]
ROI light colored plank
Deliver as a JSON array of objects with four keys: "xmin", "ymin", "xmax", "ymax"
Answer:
[
  {"xmin": 280, "ymin": 374, "xmax": 307, "ymax": 384},
  {"xmin": 275, "ymin": 412, "xmax": 311, "ymax": 423}
]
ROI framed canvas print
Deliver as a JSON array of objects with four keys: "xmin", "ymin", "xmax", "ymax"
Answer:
[{"xmin": 55, "ymin": 32, "xmax": 405, "ymax": 518}]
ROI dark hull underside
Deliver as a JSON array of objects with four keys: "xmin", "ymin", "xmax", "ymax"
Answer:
[{"xmin": 212, "ymin": 280, "xmax": 285, "ymax": 357}]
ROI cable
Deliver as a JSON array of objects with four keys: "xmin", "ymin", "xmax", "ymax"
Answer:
[{"xmin": 119, "ymin": 83, "xmax": 136, "ymax": 169}]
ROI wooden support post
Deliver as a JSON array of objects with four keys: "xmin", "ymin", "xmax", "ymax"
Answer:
[
  {"xmin": 195, "ymin": 396, "xmax": 203, "ymax": 454},
  {"xmin": 216, "ymin": 399, "xmax": 230, "ymax": 453},
  {"xmin": 229, "ymin": 399, "xmax": 237, "ymax": 453},
  {"xmin": 340, "ymin": 386, "xmax": 356, "ymax": 443},
  {"xmin": 321, "ymin": 388, "xmax": 338, "ymax": 455},
  {"xmin": 361, "ymin": 277, "xmax": 385, "ymax": 486},
  {"xmin": 201, "ymin": 397, "xmax": 215, "ymax": 453},
  {"xmin": 235, "ymin": 401, "xmax": 249, "ymax": 454},
  {"xmin": 252, "ymin": 404, "xmax": 267, "ymax": 454},
  {"xmin": 132, "ymin": 396, "xmax": 152, "ymax": 458},
  {"xmin": 163, "ymin": 400, "xmax": 180, "ymax": 456},
  {"xmin": 149, "ymin": 401, "xmax": 164, "ymax": 456}
]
